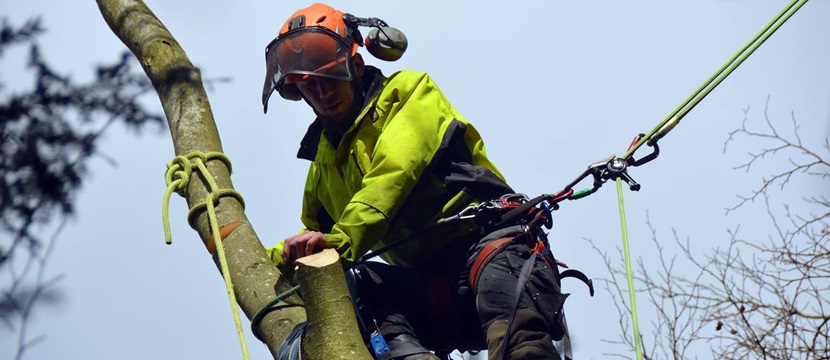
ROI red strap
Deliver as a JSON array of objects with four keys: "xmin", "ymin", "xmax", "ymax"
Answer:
[{"xmin": 468, "ymin": 237, "xmax": 513, "ymax": 293}]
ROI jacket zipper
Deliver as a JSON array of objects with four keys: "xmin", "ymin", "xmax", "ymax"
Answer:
[{"xmin": 351, "ymin": 151, "xmax": 365, "ymax": 178}]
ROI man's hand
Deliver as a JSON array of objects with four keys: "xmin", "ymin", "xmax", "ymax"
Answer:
[{"xmin": 282, "ymin": 230, "xmax": 327, "ymax": 263}]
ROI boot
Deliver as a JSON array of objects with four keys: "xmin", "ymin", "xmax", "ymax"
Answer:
[{"xmin": 485, "ymin": 308, "xmax": 560, "ymax": 360}]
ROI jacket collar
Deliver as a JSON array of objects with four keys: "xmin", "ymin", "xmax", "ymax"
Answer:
[{"xmin": 296, "ymin": 66, "xmax": 386, "ymax": 161}]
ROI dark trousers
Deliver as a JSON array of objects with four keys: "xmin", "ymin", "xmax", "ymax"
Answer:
[{"xmin": 357, "ymin": 226, "xmax": 564, "ymax": 360}]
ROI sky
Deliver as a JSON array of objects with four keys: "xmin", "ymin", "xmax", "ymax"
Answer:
[{"xmin": 2, "ymin": 1, "xmax": 829, "ymax": 359}]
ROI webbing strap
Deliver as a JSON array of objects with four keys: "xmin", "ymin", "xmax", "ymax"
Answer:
[
  {"xmin": 498, "ymin": 212, "xmax": 551, "ymax": 360},
  {"xmin": 499, "ymin": 250, "xmax": 537, "ymax": 360},
  {"xmin": 468, "ymin": 237, "xmax": 512, "ymax": 293},
  {"xmin": 277, "ymin": 322, "xmax": 307, "ymax": 360}
]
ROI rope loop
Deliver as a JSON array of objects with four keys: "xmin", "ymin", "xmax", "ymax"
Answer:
[
  {"xmin": 164, "ymin": 155, "xmax": 193, "ymax": 196},
  {"xmin": 162, "ymin": 151, "xmax": 242, "ymax": 244},
  {"xmin": 162, "ymin": 155, "xmax": 195, "ymax": 245}
]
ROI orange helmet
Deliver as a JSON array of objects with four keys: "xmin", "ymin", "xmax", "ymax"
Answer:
[{"xmin": 262, "ymin": 3, "xmax": 361, "ymax": 112}]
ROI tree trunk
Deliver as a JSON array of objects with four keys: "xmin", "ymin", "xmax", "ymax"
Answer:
[{"xmin": 95, "ymin": 1, "xmax": 370, "ymax": 359}]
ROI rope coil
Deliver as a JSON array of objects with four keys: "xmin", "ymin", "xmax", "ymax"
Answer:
[{"xmin": 161, "ymin": 151, "xmax": 251, "ymax": 360}]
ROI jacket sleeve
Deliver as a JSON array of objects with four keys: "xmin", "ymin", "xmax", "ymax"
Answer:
[
  {"xmin": 326, "ymin": 72, "xmax": 457, "ymax": 262},
  {"xmin": 265, "ymin": 163, "xmax": 328, "ymax": 269}
]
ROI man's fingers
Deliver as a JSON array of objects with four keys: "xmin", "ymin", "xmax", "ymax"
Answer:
[
  {"xmin": 282, "ymin": 231, "xmax": 323, "ymax": 262},
  {"xmin": 282, "ymin": 233, "xmax": 303, "ymax": 261},
  {"xmin": 305, "ymin": 236, "xmax": 324, "ymax": 257},
  {"xmin": 282, "ymin": 244, "xmax": 295, "ymax": 262}
]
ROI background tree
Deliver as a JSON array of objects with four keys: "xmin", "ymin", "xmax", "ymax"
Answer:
[
  {"xmin": 595, "ymin": 99, "xmax": 829, "ymax": 359},
  {"xmin": 0, "ymin": 17, "xmax": 163, "ymax": 359}
]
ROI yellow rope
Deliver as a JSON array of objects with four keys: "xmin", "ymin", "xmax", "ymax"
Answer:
[{"xmin": 162, "ymin": 151, "xmax": 250, "ymax": 360}]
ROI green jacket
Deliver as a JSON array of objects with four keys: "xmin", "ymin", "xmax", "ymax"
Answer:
[{"xmin": 266, "ymin": 67, "xmax": 511, "ymax": 269}]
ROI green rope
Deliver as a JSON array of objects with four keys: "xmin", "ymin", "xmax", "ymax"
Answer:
[
  {"xmin": 623, "ymin": 0, "xmax": 809, "ymax": 160},
  {"xmin": 162, "ymin": 151, "xmax": 250, "ymax": 360},
  {"xmin": 616, "ymin": 179, "xmax": 642, "ymax": 359},
  {"xmin": 250, "ymin": 285, "xmax": 302, "ymax": 342},
  {"xmin": 611, "ymin": 3, "xmax": 808, "ymax": 359}
]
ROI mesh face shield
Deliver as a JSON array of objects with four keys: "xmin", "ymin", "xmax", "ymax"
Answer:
[{"xmin": 262, "ymin": 27, "xmax": 355, "ymax": 112}]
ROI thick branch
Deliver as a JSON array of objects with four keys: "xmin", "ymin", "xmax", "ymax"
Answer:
[{"xmin": 95, "ymin": 0, "xmax": 306, "ymax": 356}]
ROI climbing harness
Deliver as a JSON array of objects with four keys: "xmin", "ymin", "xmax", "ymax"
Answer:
[
  {"xmin": 459, "ymin": 193, "xmax": 593, "ymax": 299},
  {"xmin": 355, "ymin": 192, "xmax": 592, "ymax": 360},
  {"xmin": 458, "ymin": 194, "xmax": 589, "ymax": 360},
  {"xmin": 162, "ymin": 151, "xmax": 250, "ymax": 360}
]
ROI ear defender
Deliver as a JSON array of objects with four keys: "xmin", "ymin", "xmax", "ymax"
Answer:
[
  {"xmin": 365, "ymin": 26, "xmax": 407, "ymax": 61},
  {"xmin": 344, "ymin": 14, "xmax": 408, "ymax": 62}
]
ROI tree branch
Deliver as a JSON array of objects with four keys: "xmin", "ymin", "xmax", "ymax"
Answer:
[{"xmin": 95, "ymin": 1, "xmax": 309, "ymax": 357}]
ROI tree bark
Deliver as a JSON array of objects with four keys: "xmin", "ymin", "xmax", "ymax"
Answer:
[{"xmin": 95, "ymin": 1, "xmax": 368, "ymax": 359}]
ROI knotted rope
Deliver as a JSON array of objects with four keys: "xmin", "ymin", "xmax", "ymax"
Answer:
[{"xmin": 162, "ymin": 151, "xmax": 250, "ymax": 360}]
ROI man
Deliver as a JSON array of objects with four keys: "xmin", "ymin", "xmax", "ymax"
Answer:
[{"xmin": 262, "ymin": 3, "xmax": 570, "ymax": 359}]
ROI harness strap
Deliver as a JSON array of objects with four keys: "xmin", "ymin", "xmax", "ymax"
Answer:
[
  {"xmin": 499, "ymin": 249, "xmax": 538, "ymax": 360},
  {"xmin": 276, "ymin": 322, "xmax": 306, "ymax": 360},
  {"xmin": 469, "ymin": 234, "xmax": 594, "ymax": 300},
  {"xmin": 469, "ymin": 226, "xmax": 590, "ymax": 360},
  {"xmin": 470, "ymin": 205, "xmax": 550, "ymax": 292},
  {"xmin": 499, "ymin": 208, "xmax": 551, "ymax": 360},
  {"xmin": 468, "ymin": 237, "xmax": 513, "ymax": 293}
]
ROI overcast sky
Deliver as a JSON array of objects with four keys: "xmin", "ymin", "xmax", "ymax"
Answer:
[{"xmin": 2, "ymin": 1, "xmax": 829, "ymax": 359}]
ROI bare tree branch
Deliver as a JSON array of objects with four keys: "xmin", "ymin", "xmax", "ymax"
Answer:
[{"xmin": 599, "ymin": 99, "xmax": 829, "ymax": 359}]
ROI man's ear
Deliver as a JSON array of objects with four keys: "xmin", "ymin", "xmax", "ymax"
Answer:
[{"xmin": 353, "ymin": 53, "xmax": 365, "ymax": 78}]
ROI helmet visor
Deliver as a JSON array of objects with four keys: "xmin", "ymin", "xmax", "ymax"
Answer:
[{"xmin": 262, "ymin": 28, "xmax": 354, "ymax": 108}]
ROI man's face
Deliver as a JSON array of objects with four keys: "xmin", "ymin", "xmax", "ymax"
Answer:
[{"xmin": 293, "ymin": 75, "xmax": 356, "ymax": 124}]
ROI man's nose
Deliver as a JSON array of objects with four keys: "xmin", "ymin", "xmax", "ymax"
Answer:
[{"xmin": 312, "ymin": 79, "xmax": 334, "ymax": 98}]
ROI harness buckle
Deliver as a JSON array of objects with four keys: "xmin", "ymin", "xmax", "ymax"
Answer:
[{"xmin": 499, "ymin": 193, "xmax": 529, "ymax": 209}]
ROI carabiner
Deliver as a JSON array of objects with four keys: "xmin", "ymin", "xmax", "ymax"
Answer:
[{"xmin": 626, "ymin": 133, "xmax": 660, "ymax": 167}]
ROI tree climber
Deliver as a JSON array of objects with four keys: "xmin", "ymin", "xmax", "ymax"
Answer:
[{"xmin": 262, "ymin": 3, "xmax": 576, "ymax": 359}]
